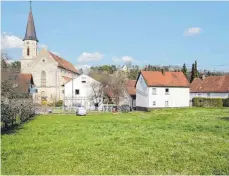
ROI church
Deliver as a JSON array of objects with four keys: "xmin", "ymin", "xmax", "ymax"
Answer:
[{"xmin": 21, "ymin": 5, "xmax": 79, "ymax": 104}]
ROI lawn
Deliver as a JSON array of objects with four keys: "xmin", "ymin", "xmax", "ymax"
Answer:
[{"xmin": 1, "ymin": 108, "xmax": 229, "ymax": 175}]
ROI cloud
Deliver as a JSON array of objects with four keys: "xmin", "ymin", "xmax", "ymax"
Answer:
[
  {"xmin": 77, "ymin": 52, "xmax": 104, "ymax": 63},
  {"xmin": 1, "ymin": 32, "xmax": 47, "ymax": 49},
  {"xmin": 184, "ymin": 27, "xmax": 202, "ymax": 36},
  {"xmin": 1, "ymin": 33, "xmax": 23, "ymax": 49},
  {"xmin": 39, "ymin": 44, "xmax": 48, "ymax": 49},
  {"xmin": 122, "ymin": 56, "xmax": 134, "ymax": 62},
  {"xmin": 112, "ymin": 56, "xmax": 138, "ymax": 63}
]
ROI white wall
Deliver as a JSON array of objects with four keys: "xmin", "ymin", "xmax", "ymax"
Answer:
[
  {"xmin": 136, "ymin": 74, "xmax": 149, "ymax": 107},
  {"xmin": 148, "ymin": 87, "xmax": 190, "ymax": 108},
  {"xmin": 190, "ymin": 92, "xmax": 229, "ymax": 100},
  {"xmin": 64, "ymin": 74, "xmax": 103, "ymax": 110}
]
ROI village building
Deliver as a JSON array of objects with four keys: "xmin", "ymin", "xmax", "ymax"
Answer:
[
  {"xmin": 20, "ymin": 5, "xmax": 78, "ymax": 104},
  {"xmin": 190, "ymin": 75, "xmax": 229, "ymax": 99},
  {"xmin": 135, "ymin": 71, "xmax": 190, "ymax": 110},
  {"xmin": 64, "ymin": 74, "xmax": 103, "ymax": 111},
  {"xmin": 12, "ymin": 73, "xmax": 35, "ymax": 98}
]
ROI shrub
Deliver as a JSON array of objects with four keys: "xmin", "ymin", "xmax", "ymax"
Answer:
[
  {"xmin": 223, "ymin": 98, "xmax": 229, "ymax": 107},
  {"xmin": 55, "ymin": 100, "xmax": 63, "ymax": 107},
  {"xmin": 193, "ymin": 97, "xmax": 223, "ymax": 107}
]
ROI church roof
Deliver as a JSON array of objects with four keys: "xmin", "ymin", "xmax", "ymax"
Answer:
[
  {"xmin": 48, "ymin": 51, "xmax": 78, "ymax": 74},
  {"xmin": 23, "ymin": 9, "xmax": 39, "ymax": 42}
]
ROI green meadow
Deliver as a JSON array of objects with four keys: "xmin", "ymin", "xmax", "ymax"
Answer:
[{"xmin": 2, "ymin": 108, "xmax": 229, "ymax": 175}]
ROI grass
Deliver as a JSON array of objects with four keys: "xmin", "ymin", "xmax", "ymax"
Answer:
[{"xmin": 1, "ymin": 108, "xmax": 229, "ymax": 175}]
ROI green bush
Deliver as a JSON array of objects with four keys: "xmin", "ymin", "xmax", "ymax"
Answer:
[
  {"xmin": 193, "ymin": 97, "xmax": 223, "ymax": 107},
  {"xmin": 55, "ymin": 100, "xmax": 63, "ymax": 107},
  {"xmin": 223, "ymin": 98, "xmax": 229, "ymax": 107}
]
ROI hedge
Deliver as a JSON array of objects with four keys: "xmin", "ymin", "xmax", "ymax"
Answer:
[
  {"xmin": 193, "ymin": 97, "xmax": 223, "ymax": 107},
  {"xmin": 223, "ymin": 98, "xmax": 229, "ymax": 107}
]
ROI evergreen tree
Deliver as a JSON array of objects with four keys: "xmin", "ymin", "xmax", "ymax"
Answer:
[
  {"xmin": 194, "ymin": 60, "xmax": 199, "ymax": 78},
  {"xmin": 190, "ymin": 63, "xmax": 195, "ymax": 83},
  {"xmin": 182, "ymin": 63, "xmax": 188, "ymax": 77}
]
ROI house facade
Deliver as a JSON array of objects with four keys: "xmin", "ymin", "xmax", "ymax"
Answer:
[
  {"xmin": 64, "ymin": 74, "xmax": 103, "ymax": 110},
  {"xmin": 20, "ymin": 5, "xmax": 78, "ymax": 104},
  {"xmin": 136, "ymin": 71, "xmax": 190, "ymax": 110},
  {"xmin": 190, "ymin": 75, "xmax": 229, "ymax": 100}
]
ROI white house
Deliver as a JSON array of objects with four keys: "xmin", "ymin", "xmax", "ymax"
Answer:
[
  {"xmin": 190, "ymin": 75, "xmax": 229, "ymax": 100},
  {"xmin": 64, "ymin": 74, "xmax": 103, "ymax": 111},
  {"xmin": 121, "ymin": 65, "xmax": 128, "ymax": 72},
  {"xmin": 136, "ymin": 71, "xmax": 190, "ymax": 110}
]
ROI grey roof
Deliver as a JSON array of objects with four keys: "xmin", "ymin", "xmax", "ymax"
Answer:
[{"xmin": 23, "ymin": 9, "xmax": 38, "ymax": 42}]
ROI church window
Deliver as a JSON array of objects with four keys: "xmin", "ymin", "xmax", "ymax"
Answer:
[
  {"xmin": 27, "ymin": 47, "xmax": 30, "ymax": 56},
  {"xmin": 41, "ymin": 71, "xmax": 46, "ymax": 87}
]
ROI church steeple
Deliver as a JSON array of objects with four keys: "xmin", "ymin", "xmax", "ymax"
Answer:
[
  {"xmin": 23, "ymin": 1, "xmax": 38, "ymax": 42},
  {"xmin": 22, "ymin": 1, "xmax": 38, "ymax": 64}
]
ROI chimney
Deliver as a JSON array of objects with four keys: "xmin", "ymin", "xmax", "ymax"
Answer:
[
  {"xmin": 202, "ymin": 74, "xmax": 205, "ymax": 80},
  {"xmin": 161, "ymin": 69, "xmax": 165, "ymax": 75}
]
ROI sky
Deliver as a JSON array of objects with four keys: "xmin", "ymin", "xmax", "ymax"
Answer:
[{"xmin": 1, "ymin": 1, "xmax": 229, "ymax": 71}]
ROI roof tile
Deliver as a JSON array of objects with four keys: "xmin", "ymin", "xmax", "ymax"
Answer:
[{"xmin": 140, "ymin": 71, "xmax": 190, "ymax": 87}]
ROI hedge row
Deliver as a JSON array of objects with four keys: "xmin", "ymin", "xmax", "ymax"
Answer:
[
  {"xmin": 1, "ymin": 98, "xmax": 35, "ymax": 130},
  {"xmin": 193, "ymin": 97, "xmax": 223, "ymax": 107}
]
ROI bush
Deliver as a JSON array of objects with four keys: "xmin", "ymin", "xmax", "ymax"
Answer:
[
  {"xmin": 193, "ymin": 97, "xmax": 223, "ymax": 107},
  {"xmin": 55, "ymin": 100, "xmax": 63, "ymax": 107},
  {"xmin": 1, "ymin": 98, "xmax": 35, "ymax": 130},
  {"xmin": 223, "ymin": 98, "xmax": 229, "ymax": 107}
]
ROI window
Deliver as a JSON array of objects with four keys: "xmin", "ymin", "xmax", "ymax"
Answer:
[
  {"xmin": 165, "ymin": 88, "xmax": 169, "ymax": 95},
  {"xmin": 41, "ymin": 71, "xmax": 46, "ymax": 87},
  {"xmin": 82, "ymin": 81, "xmax": 86, "ymax": 83},
  {"xmin": 207, "ymin": 93, "xmax": 210, "ymax": 97},
  {"xmin": 165, "ymin": 101, "xmax": 169, "ymax": 107},
  {"xmin": 75, "ymin": 89, "xmax": 80, "ymax": 95},
  {"xmin": 27, "ymin": 47, "xmax": 30, "ymax": 56},
  {"xmin": 198, "ymin": 93, "xmax": 201, "ymax": 97},
  {"xmin": 152, "ymin": 88, "xmax": 157, "ymax": 95},
  {"xmin": 153, "ymin": 101, "xmax": 156, "ymax": 106}
]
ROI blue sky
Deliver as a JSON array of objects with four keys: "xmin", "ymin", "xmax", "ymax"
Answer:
[{"xmin": 1, "ymin": 1, "xmax": 229, "ymax": 71}]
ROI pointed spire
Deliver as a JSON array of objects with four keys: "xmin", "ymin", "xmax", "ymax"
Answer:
[{"xmin": 23, "ymin": 1, "xmax": 39, "ymax": 42}]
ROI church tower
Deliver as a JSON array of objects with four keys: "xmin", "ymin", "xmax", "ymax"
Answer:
[{"xmin": 21, "ymin": 2, "xmax": 39, "ymax": 73}]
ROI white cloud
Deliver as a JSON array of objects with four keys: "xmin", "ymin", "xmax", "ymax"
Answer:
[
  {"xmin": 1, "ymin": 32, "xmax": 47, "ymax": 49},
  {"xmin": 76, "ymin": 64, "xmax": 91, "ymax": 69},
  {"xmin": 1, "ymin": 33, "xmax": 23, "ymax": 49},
  {"xmin": 77, "ymin": 52, "xmax": 104, "ymax": 63},
  {"xmin": 184, "ymin": 27, "xmax": 202, "ymax": 36},
  {"xmin": 112, "ymin": 56, "xmax": 138, "ymax": 63},
  {"xmin": 39, "ymin": 44, "xmax": 48, "ymax": 49},
  {"xmin": 122, "ymin": 56, "xmax": 134, "ymax": 63}
]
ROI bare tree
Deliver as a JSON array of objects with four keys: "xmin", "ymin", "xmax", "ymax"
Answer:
[
  {"xmin": 109, "ymin": 71, "xmax": 126, "ymax": 105},
  {"xmin": 89, "ymin": 82, "xmax": 105, "ymax": 111}
]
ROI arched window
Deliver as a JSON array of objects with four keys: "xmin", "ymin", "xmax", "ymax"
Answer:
[
  {"xmin": 41, "ymin": 71, "xmax": 46, "ymax": 87},
  {"xmin": 27, "ymin": 47, "xmax": 30, "ymax": 56}
]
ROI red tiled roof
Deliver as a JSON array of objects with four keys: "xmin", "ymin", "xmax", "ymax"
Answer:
[
  {"xmin": 49, "ymin": 51, "xmax": 78, "ymax": 73},
  {"xmin": 15, "ymin": 73, "xmax": 34, "ymax": 93},
  {"xmin": 125, "ymin": 80, "xmax": 136, "ymax": 96},
  {"xmin": 139, "ymin": 71, "xmax": 190, "ymax": 87},
  {"xmin": 190, "ymin": 75, "xmax": 229, "ymax": 93}
]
